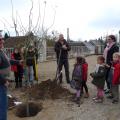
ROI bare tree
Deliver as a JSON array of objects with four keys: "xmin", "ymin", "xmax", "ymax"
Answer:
[{"xmin": 7, "ymin": 0, "xmax": 57, "ymax": 117}]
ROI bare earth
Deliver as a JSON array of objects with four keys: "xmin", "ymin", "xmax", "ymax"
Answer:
[{"xmin": 8, "ymin": 55, "xmax": 120, "ymax": 120}]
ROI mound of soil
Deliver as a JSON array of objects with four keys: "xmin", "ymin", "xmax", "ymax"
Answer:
[
  {"xmin": 15, "ymin": 102, "xmax": 43, "ymax": 118},
  {"xmin": 28, "ymin": 79, "xmax": 73, "ymax": 100}
]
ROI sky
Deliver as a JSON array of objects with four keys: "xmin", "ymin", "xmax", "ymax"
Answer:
[{"xmin": 0, "ymin": 0, "xmax": 120, "ymax": 40}]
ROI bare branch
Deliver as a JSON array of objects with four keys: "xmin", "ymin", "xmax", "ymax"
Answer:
[
  {"xmin": 11, "ymin": 0, "xmax": 19, "ymax": 36},
  {"xmin": 0, "ymin": 19, "xmax": 10, "ymax": 36},
  {"xmin": 41, "ymin": 1, "xmax": 47, "ymax": 33},
  {"xmin": 2, "ymin": 18, "xmax": 13, "ymax": 28},
  {"xmin": 45, "ymin": 6, "xmax": 57, "ymax": 33},
  {"xmin": 32, "ymin": 0, "xmax": 41, "ymax": 33},
  {"xmin": 28, "ymin": 0, "xmax": 34, "ymax": 32},
  {"xmin": 17, "ymin": 12, "xmax": 27, "ymax": 34}
]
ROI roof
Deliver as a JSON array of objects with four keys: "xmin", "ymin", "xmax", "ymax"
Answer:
[
  {"xmin": 89, "ymin": 40, "xmax": 104, "ymax": 46},
  {"xmin": 83, "ymin": 42, "xmax": 95, "ymax": 51},
  {"xmin": 69, "ymin": 41, "xmax": 85, "ymax": 46},
  {"xmin": 4, "ymin": 35, "xmax": 37, "ymax": 48}
]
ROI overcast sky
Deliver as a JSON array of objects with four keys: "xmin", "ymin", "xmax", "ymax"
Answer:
[{"xmin": 0, "ymin": 0, "xmax": 120, "ymax": 40}]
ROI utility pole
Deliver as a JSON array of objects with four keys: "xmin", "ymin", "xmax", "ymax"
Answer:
[
  {"xmin": 118, "ymin": 31, "xmax": 120, "ymax": 52},
  {"xmin": 119, "ymin": 30, "xmax": 120, "ymax": 44},
  {"xmin": 67, "ymin": 28, "xmax": 70, "ymax": 42},
  {"xmin": 0, "ymin": 30, "xmax": 3, "ymax": 38}
]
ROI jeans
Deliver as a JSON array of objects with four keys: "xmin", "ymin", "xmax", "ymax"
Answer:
[
  {"xmin": 27, "ymin": 66, "xmax": 34, "ymax": 84},
  {"xmin": 105, "ymin": 67, "xmax": 111, "ymax": 90},
  {"xmin": 112, "ymin": 85, "xmax": 119, "ymax": 101},
  {"xmin": 0, "ymin": 85, "xmax": 7, "ymax": 120}
]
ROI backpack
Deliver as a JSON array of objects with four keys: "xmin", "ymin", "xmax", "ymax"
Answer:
[
  {"xmin": 72, "ymin": 65, "xmax": 82, "ymax": 81},
  {"xmin": 70, "ymin": 65, "xmax": 82, "ymax": 89}
]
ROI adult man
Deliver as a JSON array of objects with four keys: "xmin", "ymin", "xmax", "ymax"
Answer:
[
  {"xmin": 0, "ymin": 37, "xmax": 21, "ymax": 120},
  {"xmin": 54, "ymin": 34, "xmax": 71, "ymax": 84}
]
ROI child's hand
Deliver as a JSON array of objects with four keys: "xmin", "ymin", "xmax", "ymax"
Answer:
[
  {"xmin": 105, "ymin": 64, "xmax": 110, "ymax": 68},
  {"xmin": 90, "ymin": 73, "xmax": 93, "ymax": 78},
  {"xmin": 19, "ymin": 60, "xmax": 24, "ymax": 65}
]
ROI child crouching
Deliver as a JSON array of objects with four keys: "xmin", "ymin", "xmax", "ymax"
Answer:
[{"xmin": 90, "ymin": 56, "xmax": 106, "ymax": 103}]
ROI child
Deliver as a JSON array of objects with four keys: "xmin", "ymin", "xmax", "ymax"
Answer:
[
  {"xmin": 11, "ymin": 48, "xmax": 24, "ymax": 88},
  {"xmin": 111, "ymin": 52, "xmax": 120, "ymax": 104},
  {"xmin": 81, "ymin": 58, "xmax": 89, "ymax": 98},
  {"xmin": 26, "ymin": 46, "xmax": 35, "ymax": 85},
  {"xmin": 90, "ymin": 56, "xmax": 106, "ymax": 103},
  {"xmin": 71, "ymin": 56, "xmax": 88, "ymax": 106}
]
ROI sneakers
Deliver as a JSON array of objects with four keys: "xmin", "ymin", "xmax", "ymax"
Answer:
[
  {"xmin": 107, "ymin": 95, "xmax": 114, "ymax": 99},
  {"xmin": 92, "ymin": 97, "xmax": 99, "ymax": 100},
  {"xmin": 105, "ymin": 89, "xmax": 110, "ymax": 94},
  {"xmin": 93, "ymin": 97, "xmax": 104, "ymax": 103},
  {"xmin": 112, "ymin": 100, "xmax": 118, "ymax": 104},
  {"xmin": 94, "ymin": 98, "xmax": 103, "ymax": 103},
  {"xmin": 72, "ymin": 97, "xmax": 80, "ymax": 107}
]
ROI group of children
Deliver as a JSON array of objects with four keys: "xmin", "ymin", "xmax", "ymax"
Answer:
[
  {"xmin": 10, "ymin": 46, "xmax": 120, "ymax": 105},
  {"xmin": 71, "ymin": 52, "xmax": 120, "ymax": 105},
  {"xmin": 11, "ymin": 46, "xmax": 38, "ymax": 88}
]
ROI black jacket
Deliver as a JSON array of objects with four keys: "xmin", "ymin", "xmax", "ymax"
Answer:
[
  {"xmin": 91, "ymin": 65, "xmax": 106, "ymax": 89},
  {"xmin": 54, "ymin": 40, "xmax": 71, "ymax": 60},
  {"xmin": 13, "ymin": 53, "xmax": 23, "ymax": 73},
  {"xmin": 106, "ymin": 44, "xmax": 119, "ymax": 65},
  {"xmin": 26, "ymin": 51, "xmax": 35, "ymax": 66}
]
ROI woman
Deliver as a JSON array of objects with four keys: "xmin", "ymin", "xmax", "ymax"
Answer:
[
  {"xmin": 0, "ymin": 38, "xmax": 21, "ymax": 120},
  {"xmin": 103, "ymin": 35, "xmax": 119, "ymax": 94},
  {"xmin": 11, "ymin": 48, "xmax": 24, "ymax": 88}
]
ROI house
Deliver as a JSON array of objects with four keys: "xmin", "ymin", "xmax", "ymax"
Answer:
[
  {"xmin": 68, "ymin": 41, "xmax": 92, "ymax": 57},
  {"xmin": 4, "ymin": 35, "xmax": 46, "ymax": 62},
  {"xmin": 82, "ymin": 41, "xmax": 95, "ymax": 54},
  {"xmin": 89, "ymin": 39, "xmax": 105, "ymax": 54}
]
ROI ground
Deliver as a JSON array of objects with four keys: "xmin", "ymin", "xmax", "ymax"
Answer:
[{"xmin": 8, "ymin": 55, "xmax": 120, "ymax": 120}]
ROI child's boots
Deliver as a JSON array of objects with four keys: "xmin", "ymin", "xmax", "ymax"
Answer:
[{"xmin": 84, "ymin": 93, "xmax": 89, "ymax": 98}]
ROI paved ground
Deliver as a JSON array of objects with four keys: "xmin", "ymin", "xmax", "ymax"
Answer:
[{"xmin": 8, "ymin": 55, "xmax": 120, "ymax": 120}]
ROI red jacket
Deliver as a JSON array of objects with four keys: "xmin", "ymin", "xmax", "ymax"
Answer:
[
  {"xmin": 82, "ymin": 63, "xmax": 88, "ymax": 81},
  {"xmin": 112, "ymin": 61, "xmax": 120, "ymax": 85},
  {"xmin": 11, "ymin": 53, "xmax": 17, "ymax": 72}
]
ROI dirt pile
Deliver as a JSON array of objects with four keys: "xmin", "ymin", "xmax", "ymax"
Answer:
[
  {"xmin": 28, "ymin": 79, "xmax": 73, "ymax": 100},
  {"xmin": 15, "ymin": 102, "xmax": 43, "ymax": 118}
]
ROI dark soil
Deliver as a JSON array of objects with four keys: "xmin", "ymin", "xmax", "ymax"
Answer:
[
  {"xmin": 28, "ymin": 79, "xmax": 73, "ymax": 100},
  {"xmin": 15, "ymin": 102, "xmax": 43, "ymax": 118}
]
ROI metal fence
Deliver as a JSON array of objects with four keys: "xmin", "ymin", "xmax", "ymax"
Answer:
[
  {"xmin": 47, "ymin": 46, "xmax": 94, "ymax": 60},
  {"xmin": 4, "ymin": 45, "xmax": 104, "ymax": 62}
]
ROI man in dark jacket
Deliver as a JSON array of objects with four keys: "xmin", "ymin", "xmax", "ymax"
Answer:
[{"xmin": 54, "ymin": 34, "xmax": 71, "ymax": 84}]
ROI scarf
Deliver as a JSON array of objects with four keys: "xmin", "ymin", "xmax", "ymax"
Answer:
[{"xmin": 103, "ymin": 42, "xmax": 115, "ymax": 62}]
